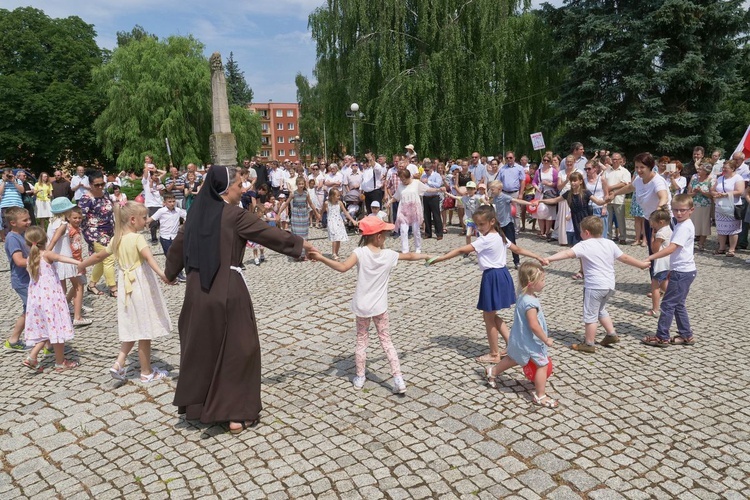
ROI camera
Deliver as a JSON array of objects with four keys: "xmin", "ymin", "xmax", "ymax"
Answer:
[{"xmin": 666, "ymin": 163, "xmax": 676, "ymax": 172}]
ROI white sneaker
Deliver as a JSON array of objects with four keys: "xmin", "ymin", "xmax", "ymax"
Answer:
[
  {"xmin": 415, "ymin": 248, "xmax": 422, "ymax": 254},
  {"xmin": 352, "ymin": 376, "xmax": 365, "ymax": 389},
  {"xmin": 254, "ymin": 258, "xmax": 260, "ymax": 266},
  {"xmin": 392, "ymin": 376, "xmax": 407, "ymax": 394},
  {"xmin": 81, "ymin": 304, "xmax": 94, "ymax": 314}
]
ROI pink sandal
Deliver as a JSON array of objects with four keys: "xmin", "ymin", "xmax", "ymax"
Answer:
[{"xmin": 54, "ymin": 359, "xmax": 79, "ymax": 372}]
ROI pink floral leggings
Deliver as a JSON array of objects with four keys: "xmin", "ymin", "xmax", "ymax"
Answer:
[{"xmin": 355, "ymin": 312, "xmax": 402, "ymax": 378}]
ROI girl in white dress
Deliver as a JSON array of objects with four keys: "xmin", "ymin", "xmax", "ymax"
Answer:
[
  {"xmin": 322, "ymin": 188, "xmax": 358, "ymax": 260},
  {"xmin": 47, "ymin": 198, "xmax": 92, "ymax": 327},
  {"xmin": 80, "ymin": 202, "xmax": 172, "ymax": 382}
]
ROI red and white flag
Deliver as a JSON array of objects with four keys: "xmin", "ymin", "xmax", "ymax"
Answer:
[{"xmin": 735, "ymin": 124, "xmax": 750, "ymax": 158}]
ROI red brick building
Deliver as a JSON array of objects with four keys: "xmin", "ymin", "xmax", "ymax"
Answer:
[{"xmin": 247, "ymin": 102, "xmax": 301, "ymax": 162}]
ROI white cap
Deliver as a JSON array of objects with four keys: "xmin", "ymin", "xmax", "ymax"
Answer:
[
  {"xmin": 405, "ymin": 144, "xmax": 414, "ymax": 150},
  {"xmin": 371, "ymin": 201, "xmax": 380, "ymax": 208}
]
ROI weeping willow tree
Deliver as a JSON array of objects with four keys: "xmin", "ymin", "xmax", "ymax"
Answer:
[
  {"xmin": 94, "ymin": 33, "xmax": 261, "ymax": 170},
  {"xmin": 302, "ymin": 0, "xmax": 558, "ymax": 159}
]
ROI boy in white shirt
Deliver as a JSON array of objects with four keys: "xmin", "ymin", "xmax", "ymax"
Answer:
[
  {"xmin": 642, "ymin": 194, "xmax": 697, "ymax": 347},
  {"xmin": 548, "ymin": 216, "xmax": 649, "ymax": 353},
  {"xmin": 148, "ymin": 193, "xmax": 187, "ymax": 282},
  {"xmin": 369, "ymin": 201, "xmax": 388, "ymax": 222}
]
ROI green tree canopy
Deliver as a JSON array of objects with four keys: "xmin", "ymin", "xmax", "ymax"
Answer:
[
  {"xmin": 303, "ymin": 0, "xmax": 558, "ymax": 159},
  {"xmin": 225, "ymin": 52, "xmax": 254, "ymax": 107},
  {"xmin": 230, "ymin": 105, "xmax": 262, "ymax": 163},
  {"xmin": 0, "ymin": 7, "xmax": 104, "ymax": 171},
  {"xmin": 542, "ymin": 0, "xmax": 750, "ymax": 159},
  {"xmin": 94, "ymin": 33, "xmax": 261, "ymax": 170}
]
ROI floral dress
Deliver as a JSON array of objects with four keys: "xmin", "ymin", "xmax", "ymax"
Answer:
[{"xmin": 25, "ymin": 258, "xmax": 74, "ymax": 345}]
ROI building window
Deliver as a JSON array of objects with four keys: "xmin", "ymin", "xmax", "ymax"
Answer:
[
  {"xmin": 261, "ymin": 137, "xmax": 269, "ymax": 145},
  {"xmin": 289, "ymin": 149, "xmax": 296, "ymax": 156},
  {"xmin": 288, "ymin": 123, "xmax": 295, "ymax": 130},
  {"xmin": 278, "ymin": 149, "xmax": 285, "ymax": 157},
  {"xmin": 260, "ymin": 150, "xmax": 270, "ymax": 157},
  {"xmin": 277, "ymin": 123, "xmax": 283, "ymax": 130},
  {"xmin": 287, "ymin": 110, "xmax": 294, "ymax": 117},
  {"xmin": 259, "ymin": 110, "xmax": 268, "ymax": 118},
  {"xmin": 261, "ymin": 123, "xmax": 268, "ymax": 131},
  {"xmin": 276, "ymin": 110, "xmax": 283, "ymax": 117},
  {"xmin": 277, "ymin": 136, "xmax": 284, "ymax": 143}
]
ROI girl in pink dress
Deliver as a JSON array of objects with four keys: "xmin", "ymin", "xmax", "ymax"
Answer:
[{"xmin": 22, "ymin": 226, "xmax": 81, "ymax": 372}]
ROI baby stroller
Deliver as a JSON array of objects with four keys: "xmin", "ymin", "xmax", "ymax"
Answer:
[{"xmin": 343, "ymin": 188, "xmax": 363, "ymax": 231}]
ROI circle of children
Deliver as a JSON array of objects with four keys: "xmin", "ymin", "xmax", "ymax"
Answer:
[{"xmin": 4, "ymin": 143, "xmax": 746, "ymax": 409}]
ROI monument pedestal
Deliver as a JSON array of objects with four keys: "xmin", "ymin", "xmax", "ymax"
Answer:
[{"xmin": 209, "ymin": 133, "xmax": 237, "ymax": 167}]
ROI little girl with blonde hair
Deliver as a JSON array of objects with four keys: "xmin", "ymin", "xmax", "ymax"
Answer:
[
  {"xmin": 22, "ymin": 226, "xmax": 82, "ymax": 372},
  {"xmin": 80, "ymin": 202, "xmax": 172, "ymax": 382}
]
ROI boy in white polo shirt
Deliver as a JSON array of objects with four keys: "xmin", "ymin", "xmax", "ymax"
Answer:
[
  {"xmin": 547, "ymin": 216, "xmax": 650, "ymax": 353},
  {"xmin": 148, "ymin": 193, "xmax": 187, "ymax": 282},
  {"xmin": 369, "ymin": 201, "xmax": 388, "ymax": 222},
  {"xmin": 641, "ymin": 194, "xmax": 697, "ymax": 347}
]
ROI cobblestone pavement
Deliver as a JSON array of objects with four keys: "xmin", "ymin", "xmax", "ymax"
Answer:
[{"xmin": 1, "ymin": 222, "xmax": 748, "ymax": 499}]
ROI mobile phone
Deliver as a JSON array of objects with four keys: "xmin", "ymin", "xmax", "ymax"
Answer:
[{"xmin": 666, "ymin": 163, "xmax": 676, "ymax": 172}]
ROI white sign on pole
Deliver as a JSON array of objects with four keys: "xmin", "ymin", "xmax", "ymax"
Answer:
[{"xmin": 530, "ymin": 132, "xmax": 546, "ymax": 151}]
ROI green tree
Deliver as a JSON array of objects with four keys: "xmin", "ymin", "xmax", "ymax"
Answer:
[
  {"xmin": 305, "ymin": 0, "xmax": 541, "ymax": 159},
  {"xmin": 542, "ymin": 0, "xmax": 750, "ymax": 159},
  {"xmin": 0, "ymin": 7, "xmax": 104, "ymax": 171},
  {"xmin": 116, "ymin": 24, "xmax": 158, "ymax": 47},
  {"xmin": 230, "ymin": 104, "xmax": 262, "ymax": 162},
  {"xmin": 295, "ymin": 73, "xmax": 326, "ymax": 159},
  {"xmin": 93, "ymin": 34, "xmax": 212, "ymax": 170},
  {"xmin": 225, "ymin": 52, "xmax": 253, "ymax": 107}
]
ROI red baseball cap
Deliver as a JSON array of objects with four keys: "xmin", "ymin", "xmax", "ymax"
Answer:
[{"xmin": 359, "ymin": 216, "xmax": 395, "ymax": 235}]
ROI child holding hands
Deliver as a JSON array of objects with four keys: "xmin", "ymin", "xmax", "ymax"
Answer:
[
  {"xmin": 308, "ymin": 217, "xmax": 425, "ymax": 394},
  {"xmin": 427, "ymin": 205, "xmax": 548, "ymax": 364},
  {"xmin": 22, "ymin": 226, "xmax": 82, "ymax": 372},
  {"xmin": 547, "ymin": 216, "xmax": 649, "ymax": 353},
  {"xmin": 79, "ymin": 202, "xmax": 172, "ymax": 382},
  {"xmin": 641, "ymin": 194, "xmax": 697, "ymax": 347},
  {"xmin": 485, "ymin": 261, "xmax": 558, "ymax": 408}
]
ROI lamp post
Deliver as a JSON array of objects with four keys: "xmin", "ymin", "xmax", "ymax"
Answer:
[
  {"xmin": 290, "ymin": 135, "xmax": 305, "ymax": 161},
  {"xmin": 346, "ymin": 103, "xmax": 364, "ymax": 157}
]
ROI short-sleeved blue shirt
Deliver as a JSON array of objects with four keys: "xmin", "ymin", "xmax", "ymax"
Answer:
[{"xmin": 4, "ymin": 231, "xmax": 29, "ymax": 289}]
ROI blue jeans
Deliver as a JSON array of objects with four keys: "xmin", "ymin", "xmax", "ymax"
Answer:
[
  {"xmin": 656, "ymin": 270, "xmax": 696, "ymax": 341},
  {"xmin": 592, "ymin": 206, "xmax": 608, "ymax": 239}
]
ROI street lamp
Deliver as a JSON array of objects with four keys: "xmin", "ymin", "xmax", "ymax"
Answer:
[
  {"xmin": 290, "ymin": 135, "xmax": 305, "ymax": 160},
  {"xmin": 346, "ymin": 103, "xmax": 364, "ymax": 157}
]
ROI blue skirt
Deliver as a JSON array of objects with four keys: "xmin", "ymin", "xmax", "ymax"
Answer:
[{"xmin": 477, "ymin": 267, "xmax": 516, "ymax": 312}]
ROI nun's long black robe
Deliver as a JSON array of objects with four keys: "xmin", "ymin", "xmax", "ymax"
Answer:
[{"xmin": 165, "ymin": 204, "xmax": 303, "ymax": 423}]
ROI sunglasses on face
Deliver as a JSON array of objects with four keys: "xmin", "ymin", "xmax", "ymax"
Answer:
[
  {"xmin": 584, "ymin": 168, "xmax": 592, "ymax": 171},
  {"xmin": 92, "ymin": 182, "xmax": 106, "ymax": 187}
]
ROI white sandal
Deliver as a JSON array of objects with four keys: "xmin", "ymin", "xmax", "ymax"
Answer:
[
  {"xmin": 110, "ymin": 361, "xmax": 127, "ymax": 381},
  {"xmin": 533, "ymin": 393, "xmax": 559, "ymax": 408},
  {"xmin": 140, "ymin": 368, "xmax": 168, "ymax": 383}
]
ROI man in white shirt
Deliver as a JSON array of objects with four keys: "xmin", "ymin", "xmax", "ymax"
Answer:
[
  {"xmin": 361, "ymin": 153, "xmax": 386, "ymax": 214},
  {"xmin": 142, "ymin": 165, "xmax": 166, "ymax": 244},
  {"xmin": 560, "ymin": 142, "xmax": 588, "ymax": 172},
  {"xmin": 604, "ymin": 153, "xmax": 632, "ymax": 243},
  {"xmin": 70, "ymin": 165, "xmax": 90, "ymax": 201}
]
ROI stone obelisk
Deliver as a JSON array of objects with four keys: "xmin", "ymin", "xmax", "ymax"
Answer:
[{"xmin": 208, "ymin": 52, "xmax": 238, "ymax": 167}]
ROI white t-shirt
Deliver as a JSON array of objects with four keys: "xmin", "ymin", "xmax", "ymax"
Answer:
[
  {"xmin": 634, "ymin": 175, "xmax": 670, "ymax": 218},
  {"xmin": 142, "ymin": 177, "xmax": 164, "ymax": 208},
  {"xmin": 350, "ymin": 247, "xmax": 399, "ymax": 317},
  {"xmin": 471, "ymin": 231, "xmax": 512, "ymax": 271},
  {"xmin": 151, "ymin": 206, "xmax": 187, "ymax": 239},
  {"xmin": 605, "ymin": 167, "xmax": 632, "ymax": 204},
  {"xmin": 669, "ymin": 219, "xmax": 696, "ymax": 272},
  {"xmin": 70, "ymin": 175, "xmax": 90, "ymax": 201},
  {"xmin": 406, "ymin": 163, "xmax": 418, "ymax": 176},
  {"xmin": 572, "ymin": 238, "xmax": 624, "ymax": 290},
  {"xmin": 370, "ymin": 211, "xmax": 387, "ymax": 222},
  {"xmin": 652, "ymin": 226, "xmax": 673, "ymax": 275}
]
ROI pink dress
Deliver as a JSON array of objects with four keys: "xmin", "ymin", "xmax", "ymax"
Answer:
[{"xmin": 25, "ymin": 257, "xmax": 74, "ymax": 345}]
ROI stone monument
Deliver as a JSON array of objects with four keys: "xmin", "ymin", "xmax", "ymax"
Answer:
[{"xmin": 208, "ymin": 52, "xmax": 238, "ymax": 167}]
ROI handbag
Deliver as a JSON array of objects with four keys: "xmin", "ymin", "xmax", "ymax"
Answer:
[
  {"xmin": 721, "ymin": 178, "xmax": 745, "ymax": 220},
  {"xmin": 442, "ymin": 196, "xmax": 455, "ymax": 209}
]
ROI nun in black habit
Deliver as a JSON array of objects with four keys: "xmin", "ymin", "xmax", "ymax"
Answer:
[{"xmin": 165, "ymin": 166, "xmax": 316, "ymax": 432}]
